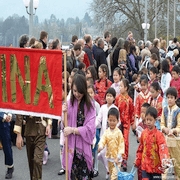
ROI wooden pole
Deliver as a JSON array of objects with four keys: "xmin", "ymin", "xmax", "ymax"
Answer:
[{"xmin": 63, "ymin": 52, "xmax": 68, "ymax": 180}]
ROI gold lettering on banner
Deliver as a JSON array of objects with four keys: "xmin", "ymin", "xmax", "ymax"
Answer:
[
  {"xmin": 1, "ymin": 54, "xmax": 7, "ymax": 102},
  {"xmin": 33, "ymin": 56, "xmax": 54, "ymax": 108},
  {"xmin": 10, "ymin": 55, "xmax": 31, "ymax": 104}
]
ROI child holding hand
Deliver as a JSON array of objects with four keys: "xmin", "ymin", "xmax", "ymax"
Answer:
[
  {"xmin": 135, "ymin": 107, "xmax": 169, "ymax": 180},
  {"xmin": 98, "ymin": 108, "xmax": 124, "ymax": 180}
]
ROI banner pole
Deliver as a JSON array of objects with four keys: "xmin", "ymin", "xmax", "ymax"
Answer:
[{"xmin": 63, "ymin": 51, "xmax": 68, "ymax": 180}]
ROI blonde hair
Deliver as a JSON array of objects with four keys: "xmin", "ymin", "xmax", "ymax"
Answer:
[
  {"xmin": 118, "ymin": 49, "xmax": 127, "ymax": 64},
  {"xmin": 173, "ymin": 49, "xmax": 179, "ymax": 57},
  {"xmin": 135, "ymin": 46, "xmax": 140, "ymax": 56},
  {"xmin": 128, "ymin": 31, "xmax": 132, "ymax": 35},
  {"xmin": 160, "ymin": 39, "xmax": 166, "ymax": 50},
  {"xmin": 31, "ymin": 41, "xmax": 43, "ymax": 49},
  {"xmin": 154, "ymin": 60, "xmax": 159, "ymax": 68},
  {"xmin": 177, "ymin": 57, "xmax": 180, "ymax": 63}
]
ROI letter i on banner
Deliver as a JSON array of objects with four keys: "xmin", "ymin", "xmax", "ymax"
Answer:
[{"xmin": 63, "ymin": 52, "xmax": 68, "ymax": 180}]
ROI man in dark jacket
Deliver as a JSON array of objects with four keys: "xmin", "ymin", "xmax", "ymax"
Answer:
[
  {"xmin": 150, "ymin": 38, "xmax": 160, "ymax": 61},
  {"xmin": 39, "ymin": 31, "xmax": 48, "ymax": 49},
  {"xmin": 83, "ymin": 34, "xmax": 94, "ymax": 66},
  {"xmin": 94, "ymin": 38, "xmax": 107, "ymax": 71},
  {"xmin": 69, "ymin": 35, "xmax": 78, "ymax": 49}
]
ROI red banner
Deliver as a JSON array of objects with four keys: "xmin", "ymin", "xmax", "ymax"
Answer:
[{"xmin": 0, "ymin": 47, "xmax": 62, "ymax": 119}]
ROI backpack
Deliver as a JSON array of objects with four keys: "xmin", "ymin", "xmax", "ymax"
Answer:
[
  {"xmin": 139, "ymin": 56, "xmax": 150, "ymax": 70},
  {"xmin": 166, "ymin": 50, "xmax": 174, "ymax": 59}
]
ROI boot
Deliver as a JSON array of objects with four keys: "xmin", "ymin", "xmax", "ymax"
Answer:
[{"xmin": 5, "ymin": 166, "xmax": 14, "ymax": 179}]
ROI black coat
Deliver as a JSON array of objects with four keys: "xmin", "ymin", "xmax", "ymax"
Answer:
[
  {"xmin": 94, "ymin": 47, "xmax": 107, "ymax": 70},
  {"xmin": 83, "ymin": 44, "xmax": 94, "ymax": 65},
  {"xmin": 39, "ymin": 39, "xmax": 47, "ymax": 49}
]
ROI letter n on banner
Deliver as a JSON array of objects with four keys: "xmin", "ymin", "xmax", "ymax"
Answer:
[{"xmin": 10, "ymin": 54, "xmax": 31, "ymax": 104}]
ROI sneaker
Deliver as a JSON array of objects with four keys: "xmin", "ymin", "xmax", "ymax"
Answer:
[
  {"xmin": 122, "ymin": 160, "xmax": 127, "ymax": 171},
  {"xmin": 132, "ymin": 129, "xmax": 136, "ymax": 135},
  {"xmin": 58, "ymin": 168, "xmax": 65, "ymax": 175},
  {"xmin": 5, "ymin": 166, "xmax": 14, "ymax": 179},
  {"xmin": 106, "ymin": 172, "xmax": 109, "ymax": 180},
  {"xmin": 43, "ymin": 151, "xmax": 48, "ymax": 165},
  {"xmin": 93, "ymin": 170, "xmax": 99, "ymax": 177}
]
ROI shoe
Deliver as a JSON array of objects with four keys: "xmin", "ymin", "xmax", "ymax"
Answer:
[
  {"xmin": 93, "ymin": 170, "xmax": 99, "ymax": 177},
  {"xmin": 43, "ymin": 151, "xmax": 48, "ymax": 165},
  {"xmin": 132, "ymin": 129, "xmax": 136, "ymax": 135},
  {"xmin": 51, "ymin": 135, "xmax": 60, "ymax": 139},
  {"xmin": 106, "ymin": 172, "xmax": 109, "ymax": 180},
  {"xmin": 58, "ymin": 168, "xmax": 65, "ymax": 175},
  {"xmin": 122, "ymin": 160, "xmax": 127, "ymax": 171},
  {"xmin": 5, "ymin": 166, "xmax": 14, "ymax": 179}
]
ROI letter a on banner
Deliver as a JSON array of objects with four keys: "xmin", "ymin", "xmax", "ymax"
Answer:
[{"xmin": 33, "ymin": 56, "xmax": 54, "ymax": 108}]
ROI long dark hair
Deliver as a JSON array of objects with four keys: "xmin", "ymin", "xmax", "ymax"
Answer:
[
  {"xmin": 98, "ymin": 64, "xmax": 109, "ymax": 87},
  {"xmin": 161, "ymin": 59, "xmax": 170, "ymax": 73},
  {"xmin": 86, "ymin": 65, "xmax": 97, "ymax": 82},
  {"xmin": 70, "ymin": 74, "xmax": 92, "ymax": 110}
]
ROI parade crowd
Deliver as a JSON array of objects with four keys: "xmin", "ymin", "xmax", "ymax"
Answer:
[{"xmin": 1, "ymin": 30, "xmax": 180, "ymax": 180}]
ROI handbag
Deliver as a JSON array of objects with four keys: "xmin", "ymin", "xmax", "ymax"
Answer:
[
  {"xmin": 166, "ymin": 134, "xmax": 180, "ymax": 147},
  {"xmin": 114, "ymin": 163, "xmax": 137, "ymax": 180}
]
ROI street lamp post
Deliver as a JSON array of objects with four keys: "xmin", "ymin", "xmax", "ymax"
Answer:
[
  {"xmin": 155, "ymin": 0, "xmax": 157, "ymax": 38},
  {"xmin": 23, "ymin": 0, "xmax": 39, "ymax": 37},
  {"xmin": 144, "ymin": 0, "xmax": 148, "ymax": 43},
  {"xmin": 174, "ymin": 0, "xmax": 176, "ymax": 37},
  {"xmin": 142, "ymin": 23, "xmax": 150, "ymax": 43},
  {"xmin": 174, "ymin": 0, "xmax": 180, "ymax": 38},
  {"xmin": 167, "ymin": 0, "xmax": 169, "ymax": 45}
]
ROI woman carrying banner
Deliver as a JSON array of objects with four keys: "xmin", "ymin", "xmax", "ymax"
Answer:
[
  {"xmin": 14, "ymin": 116, "xmax": 51, "ymax": 180},
  {"xmin": 63, "ymin": 74, "xmax": 96, "ymax": 180}
]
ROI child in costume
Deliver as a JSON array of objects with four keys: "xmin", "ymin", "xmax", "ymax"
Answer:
[
  {"xmin": 87, "ymin": 85, "xmax": 100, "ymax": 177},
  {"xmin": 111, "ymin": 67, "xmax": 122, "ymax": 96},
  {"xmin": 95, "ymin": 64, "xmax": 112, "ymax": 106},
  {"xmin": 115, "ymin": 78, "xmax": 134, "ymax": 171},
  {"xmin": 149, "ymin": 82, "xmax": 163, "ymax": 130},
  {"xmin": 170, "ymin": 65, "xmax": 180, "ymax": 107},
  {"xmin": 136, "ymin": 103, "xmax": 150, "ymax": 180},
  {"xmin": 135, "ymin": 107, "xmax": 169, "ymax": 180},
  {"xmin": 148, "ymin": 67, "xmax": 159, "ymax": 89},
  {"xmin": 161, "ymin": 87, "xmax": 180, "ymax": 178},
  {"xmin": 96, "ymin": 87, "xmax": 118, "ymax": 179},
  {"xmin": 135, "ymin": 75, "xmax": 151, "ymax": 128},
  {"xmin": 98, "ymin": 108, "xmax": 124, "ymax": 180}
]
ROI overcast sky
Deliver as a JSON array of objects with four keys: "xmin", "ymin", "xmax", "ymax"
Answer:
[{"xmin": 0, "ymin": 0, "xmax": 92, "ymax": 21}]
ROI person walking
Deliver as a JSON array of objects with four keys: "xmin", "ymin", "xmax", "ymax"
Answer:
[{"xmin": 0, "ymin": 112, "xmax": 14, "ymax": 179}]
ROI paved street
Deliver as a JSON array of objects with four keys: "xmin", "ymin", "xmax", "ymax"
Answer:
[{"xmin": 0, "ymin": 132, "xmax": 138, "ymax": 180}]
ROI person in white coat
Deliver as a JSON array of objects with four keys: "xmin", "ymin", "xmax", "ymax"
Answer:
[{"xmin": 96, "ymin": 88, "xmax": 119, "ymax": 179}]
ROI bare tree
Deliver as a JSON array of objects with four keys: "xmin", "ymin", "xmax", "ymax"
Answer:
[{"xmin": 90, "ymin": 0, "xmax": 176, "ymax": 41}]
